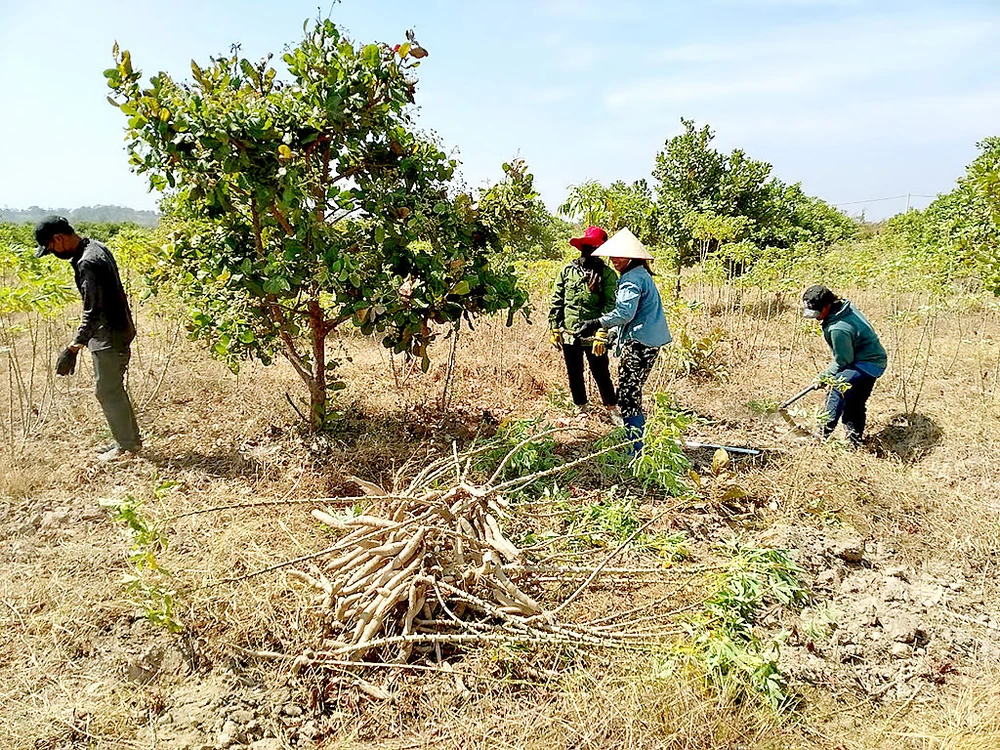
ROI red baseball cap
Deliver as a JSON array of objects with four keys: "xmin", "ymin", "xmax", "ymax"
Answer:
[{"xmin": 569, "ymin": 225, "xmax": 608, "ymax": 250}]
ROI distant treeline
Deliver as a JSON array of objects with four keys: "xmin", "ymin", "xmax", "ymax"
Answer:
[{"xmin": 0, "ymin": 205, "xmax": 159, "ymax": 227}]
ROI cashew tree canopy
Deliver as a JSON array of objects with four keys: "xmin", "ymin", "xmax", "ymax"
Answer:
[{"xmin": 106, "ymin": 20, "xmax": 542, "ymax": 429}]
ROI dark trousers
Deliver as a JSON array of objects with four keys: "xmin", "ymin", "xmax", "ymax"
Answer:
[
  {"xmin": 562, "ymin": 342, "xmax": 617, "ymax": 407},
  {"xmin": 618, "ymin": 341, "xmax": 660, "ymax": 419},
  {"xmin": 823, "ymin": 367, "xmax": 877, "ymax": 446},
  {"xmin": 92, "ymin": 348, "xmax": 142, "ymax": 451}
]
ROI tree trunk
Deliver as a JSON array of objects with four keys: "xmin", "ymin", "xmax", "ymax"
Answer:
[{"xmin": 268, "ymin": 298, "xmax": 327, "ymax": 432}]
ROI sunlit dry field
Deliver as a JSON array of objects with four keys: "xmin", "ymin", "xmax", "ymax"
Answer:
[{"xmin": 2, "ymin": 274, "xmax": 1000, "ymax": 749}]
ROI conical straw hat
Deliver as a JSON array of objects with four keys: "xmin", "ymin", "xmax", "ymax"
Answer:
[{"xmin": 590, "ymin": 227, "xmax": 654, "ymax": 260}]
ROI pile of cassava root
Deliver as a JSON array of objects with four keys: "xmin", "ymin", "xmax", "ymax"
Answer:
[{"xmin": 284, "ymin": 430, "xmax": 675, "ymax": 668}]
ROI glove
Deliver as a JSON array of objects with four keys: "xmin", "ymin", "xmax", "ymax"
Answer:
[
  {"xmin": 549, "ymin": 328, "xmax": 563, "ymax": 350},
  {"xmin": 56, "ymin": 347, "xmax": 78, "ymax": 376},
  {"xmin": 575, "ymin": 318, "xmax": 602, "ymax": 338},
  {"xmin": 592, "ymin": 328, "xmax": 608, "ymax": 357}
]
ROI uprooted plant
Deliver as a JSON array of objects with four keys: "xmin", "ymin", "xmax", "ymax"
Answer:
[
  {"xmin": 599, "ymin": 392, "xmax": 696, "ymax": 494},
  {"xmin": 174, "ymin": 421, "xmax": 718, "ymax": 675},
  {"xmin": 283, "ymin": 427, "xmax": 689, "ymax": 668}
]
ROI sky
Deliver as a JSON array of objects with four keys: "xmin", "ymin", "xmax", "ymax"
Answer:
[{"xmin": 1, "ymin": 0, "xmax": 998, "ymax": 220}]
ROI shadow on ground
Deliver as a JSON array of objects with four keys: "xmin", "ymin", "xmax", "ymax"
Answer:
[
  {"xmin": 319, "ymin": 403, "xmax": 503, "ymax": 486},
  {"xmin": 142, "ymin": 447, "xmax": 265, "ymax": 479},
  {"xmin": 869, "ymin": 413, "xmax": 943, "ymax": 463}
]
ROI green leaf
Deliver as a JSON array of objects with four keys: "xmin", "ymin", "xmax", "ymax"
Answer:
[
  {"xmin": 362, "ymin": 44, "xmax": 380, "ymax": 66},
  {"xmin": 450, "ymin": 280, "xmax": 471, "ymax": 295}
]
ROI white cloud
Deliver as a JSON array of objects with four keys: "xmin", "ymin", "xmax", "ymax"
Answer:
[
  {"xmin": 709, "ymin": 0, "xmax": 865, "ymax": 6},
  {"xmin": 608, "ymin": 12, "xmax": 1000, "ymax": 111},
  {"xmin": 547, "ymin": 41, "xmax": 607, "ymax": 73},
  {"xmin": 524, "ymin": 86, "xmax": 577, "ymax": 105},
  {"xmin": 540, "ymin": 31, "xmax": 566, "ymax": 48},
  {"xmin": 652, "ymin": 13, "xmax": 1000, "ymax": 65},
  {"xmin": 706, "ymin": 91, "xmax": 1000, "ymax": 143},
  {"xmin": 606, "ymin": 59, "xmax": 875, "ymax": 109}
]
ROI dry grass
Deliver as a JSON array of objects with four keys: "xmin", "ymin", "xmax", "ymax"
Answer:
[{"xmin": 2, "ymin": 276, "xmax": 1000, "ymax": 748}]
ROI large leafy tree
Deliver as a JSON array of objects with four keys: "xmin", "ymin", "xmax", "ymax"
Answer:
[
  {"xmin": 106, "ymin": 20, "xmax": 537, "ymax": 429},
  {"xmin": 561, "ymin": 120, "xmax": 853, "ymax": 289},
  {"xmin": 558, "ymin": 179, "xmax": 656, "ymax": 240},
  {"xmin": 652, "ymin": 119, "xmax": 854, "ymax": 276},
  {"xmin": 886, "ymin": 137, "xmax": 1000, "ymax": 293}
]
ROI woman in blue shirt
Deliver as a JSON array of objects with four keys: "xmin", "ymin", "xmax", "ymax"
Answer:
[{"xmin": 577, "ymin": 229, "xmax": 671, "ymax": 456}]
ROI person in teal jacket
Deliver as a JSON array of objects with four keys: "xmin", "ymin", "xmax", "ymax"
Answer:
[
  {"xmin": 802, "ymin": 285, "xmax": 887, "ymax": 446},
  {"xmin": 576, "ymin": 229, "xmax": 671, "ymax": 456},
  {"xmin": 548, "ymin": 225, "xmax": 620, "ymax": 418}
]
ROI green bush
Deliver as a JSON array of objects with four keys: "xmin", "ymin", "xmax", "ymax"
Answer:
[
  {"xmin": 682, "ymin": 543, "xmax": 811, "ymax": 710},
  {"xmin": 597, "ymin": 393, "xmax": 694, "ymax": 494}
]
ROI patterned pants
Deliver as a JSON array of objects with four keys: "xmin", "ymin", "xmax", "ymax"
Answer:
[{"xmin": 618, "ymin": 341, "xmax": 660, "ymax": 419}]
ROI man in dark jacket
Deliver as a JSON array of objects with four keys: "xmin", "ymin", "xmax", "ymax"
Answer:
[
  {"xmin": 802, "ymin": 284, "xmax": 886, "ymax": 447},
  {"xmin": 35, "ymin": 216, "xmax": 141, "ymax": 460}
]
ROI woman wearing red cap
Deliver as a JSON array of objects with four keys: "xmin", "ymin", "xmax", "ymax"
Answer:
[{"xmin": 548, "ymin": 225, "xmax": 620, "ymax": 421}]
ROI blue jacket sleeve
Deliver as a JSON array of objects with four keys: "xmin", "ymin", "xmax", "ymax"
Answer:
[{"xmin": 598, "ymin": 278, "xmax": 641, "ymax": 329}]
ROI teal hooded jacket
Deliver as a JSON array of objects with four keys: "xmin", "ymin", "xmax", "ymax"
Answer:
[{"xmin": 821, "ymin": 300, "xmax": 887, "ymax": 378}]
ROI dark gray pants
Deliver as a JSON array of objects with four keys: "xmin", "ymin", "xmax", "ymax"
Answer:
[
  {"xmin": 92, "ymin": 348, "xmax": 142, "ymax": 451},
  {"xmin": 561, "ymin": 342, "xmax": 617, "ymax": 407}
]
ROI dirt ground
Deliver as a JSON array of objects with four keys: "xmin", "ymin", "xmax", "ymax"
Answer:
[{"xmin": 2, "ymin": 282, "xmax": 1000, "ymax": 749}]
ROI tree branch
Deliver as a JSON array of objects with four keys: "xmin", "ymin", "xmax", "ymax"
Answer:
[
  {"xmin": 269, "ymin": 205, "xmax": 295, "ymax": 237},
  {"xmin": 266, "ymin": 297, "xmax": 313, "ymax": 386},
  {"xmin": 317, "ymin": 144, "xmax": 330, "ymax": 223}
]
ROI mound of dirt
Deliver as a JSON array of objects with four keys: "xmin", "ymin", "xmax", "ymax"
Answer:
[
  {"xmin": 147, "ymin": 675, "xmax": 318, "ymax": 750},
  {"xmin": 870, "ymin": 413, "xmax": 943, "ymax": 463}
]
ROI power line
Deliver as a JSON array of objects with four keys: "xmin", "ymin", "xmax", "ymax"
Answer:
[{"xmin": 834, "ymin": 194, "xmax": 936, "ymax": 207}]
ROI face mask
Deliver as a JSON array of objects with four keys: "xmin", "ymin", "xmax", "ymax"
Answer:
[{"xmin": 802, "ymin": 305, "xmax": 821, "ymax": 319}]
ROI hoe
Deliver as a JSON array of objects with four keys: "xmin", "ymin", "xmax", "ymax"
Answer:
[
  {"xmin": 779, "ymin": 383, "xmax": 820, "ymax": 411},
  {"xmin": 683, "ymin": 440, "xmax": 762, "ymax": 456},
  {"xmin": 771, "ymin": 383, "xmax": 822, "ymax": 437},
  {"xmin": 671, "ymin": 385, "xmax": 823, "ymax": 457}
]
